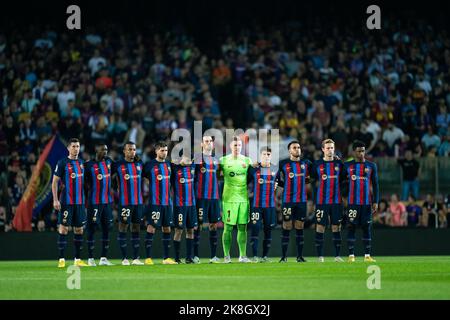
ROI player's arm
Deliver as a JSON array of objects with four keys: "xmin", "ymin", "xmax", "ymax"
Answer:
[
  {"xmin": 52, "ymin": 161, "xmax": 63, "ymax": 211},
  {"xmin": 305, "ymin": 159, "xmax": 312, "ymax": 184},
  {"xmin": 275, "ymin": 166, "xmax": 284, "ymax": 191},
  {"xmin": 340, "ymin": 161, "xmax": 349, "ymax": 198},
  {"xmin": 371, "ymin": 163, "xmax": 380, "ymax": 213},
  {"xmin": 83, "ymin": 162, "xmax": 91, "ymax": 199}
]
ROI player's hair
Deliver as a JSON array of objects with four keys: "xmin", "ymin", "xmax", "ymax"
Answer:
[
  {"xmin": 352, "ymin": 140, "xmax": 366, "ymax": 150},
  {"xmin": 231, "ymin": 135, "xmax": 242, "ymax": 142},
  {"xmin": 321, "ymin": 139, "xmax": 335, "ymax": 148},
  {"xmin": 154, "ymin": 141, "xmax": 168, "ymax": 151},
  {"xmin": 67, "ymin": 138, "xmax": 80, "ymax": 147},
  {"xmin": 203, "ymin": 135, "xmax": 214, "ymax": 141},
  {"xmin": 123, "ymin": 141, "xmax": 136, "ymax": 149},
  {"xmin": 287, "ymin": 140, "xmax": 300, "ymax": 150},
  {"xmin": 260, "ymin": 146, "xmax": 272, "ymax": 153}
]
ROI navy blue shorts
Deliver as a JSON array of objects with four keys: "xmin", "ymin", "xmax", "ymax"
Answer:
[
  {"xmin": 196, "ymin": 199, "xmax": 221, "ymax": 223},
  {"xmin": 119, "ymin": 205, "xmax": 143, "ymax": 224},
  {"xmin": 315, "ymin": 204, "xmax": 343, "ymax": 226},
  {"xmin": 86, "ymin": 204, "xmax": 113, "ymax": 227},
  {"xmin": 347, "ymin": 205, "xmax": 372, "ymax": 225},
  {"xmin": 146, "ymin": 204, "xmax": 173, "ymax": 228},
  {"xmin": 58, "ymin": 204, "xmax": 86, "ymax": 228},
  {"xmin": 250, "ymin": 207, "xmax": 276, "ymax": 228},
  {"xmin": 281, "ymin": 203, "xmax": 307, "ymax": 222},
  {"xmin": 174, "ymin": 206, "xmax": 198, "ymax": 229}
]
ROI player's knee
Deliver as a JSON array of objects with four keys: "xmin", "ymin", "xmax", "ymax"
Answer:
[
  {"xmin": 282, "ymin": 221, "xmax": 293, "ymax": 230},
  {"xmin": 186, "ymin": 229, "xmax": 194, "ymax": 238},
  {"xmin": 331, "ymin": 224, "xmax": 341, "ymax": 232},
  {"xmin": 316, "ymin": 224, "xmax": 325, "ymax": 233},
  {"xmin": 118, "ymin": 223, "xmax": 128, "ymax": 233},
  {"xmin": 146, "ymin": 224, "xmax": 155, "ymax": 233},
  {"xmin": 162, "ymin": 226, "xmax": 171, "ymax": 233},
  {"xmin": 294, "ymin": 220, "xmax": 304, "ymax": 229},
  {"xmin": 58, "ymin": 225, "xmax": 69, "ymax": 235},
  {"xmin": 131, "ymin": 224, "xmax": 140, "ymax": 233},
  {"xmin": 74, "ymin": 227, "xmax": 84, "ymax": 235},
  {"xmin": 209, "ymin": 223, "xmax": 218, "ymax": 231}
]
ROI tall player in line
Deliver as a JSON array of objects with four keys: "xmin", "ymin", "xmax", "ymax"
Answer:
[
  {"xmin": 84, "ymin": 144, "xmax": 114, "ymax": 266},
  {"xmin": 344, "ymin": 140, "xmax": 378, "ymax": 262},
  {"xmin": 171, "ymin": 155, "xmax": 198, "ymax": 264},
  {"xmin": 248, "ymin": 147, "xmax": 278, "ymax": 263},
  {"xmin": 53, "ymin": 138, "xmax": 88, "ymax": 268},
  {"xmin": 142, "ymin": 142, "xmax": 177, "ymax": 265},
  {"xmin": 112, "ymin": 141, "xmax": 145, "ymax": 266},
  {"xmin": 219, "ymin": 136, "xmax": 253, "ymax": 263},
  {"xmin": 193, "ymin": 135, "xmax": 221, "ymax": 264},
  {"xmin": 311, "ymin": 139, "xmax": 347, "ymax": 262},
  {"xmin": 276, "ymin": 141, "xmax": 312, "ymax": 263}
]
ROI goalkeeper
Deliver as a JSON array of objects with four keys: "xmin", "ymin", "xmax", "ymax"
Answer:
[{"xmin": 219, "ymin": 136, "xmax": 253, "ymax": 263}]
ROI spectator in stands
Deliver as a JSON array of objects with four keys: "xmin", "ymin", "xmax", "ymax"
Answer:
[
  {"xmin": 373, "ymin": 199, "xmax": 389, "ymax": 227},
  {"xmin": 422, "ymin": 194, "xmax": 440, "ymax": 228},
  {"xmin": 388, "ymin": 194, "xmax": 407, "ymax": 227},
  {"xmin": 398, "ymin": 149, "xmax": 421, "ymax": 200},
  {"xmin": 406, "ymin": 195, "xmax": 422, "ymax": 227},
  {"xmin": 382, "ymin": 123, "xmax": 405, "ymax": 156},
  {"xmin": 421, "ymin": 126, "xmax": 441, "ymax": 151}
]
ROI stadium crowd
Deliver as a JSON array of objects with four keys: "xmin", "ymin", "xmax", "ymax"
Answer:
[{"xmin": 0, "ymin": 16, "xmax": 449, "ymax": 232}]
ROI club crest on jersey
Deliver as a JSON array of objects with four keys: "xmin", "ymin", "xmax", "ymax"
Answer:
[
  {"xmin": 258, "ymin": 178, "xmax": 264, "ymax": 184},
  {"xmin": 201, "ymin": 167, "xmax": 207, "ymax": 173},
  {"xmin": 365, "ymin": 168, "xmax": 370, "ymax": 173},
  {"xmin": 124, "ymin": 174, "xmax": 130, "ymax": 180},
  {"xmin": 180, "ymin": 178, "xmax": 185, "ymax": 184},
  {"xmin": 351, "ymin": 175, "xmax": 357, "ymax": 181},
  {"xmin": 157, "ymin": 174, "xmax": 163, "ymax": 181},
  {"xmin": 288, "ymin": 172, "xmax": 295, "ymax": 179},
  {"xmin": 97, "ymin": 174, "xmax": 103, "ymax": 180},
  {"xmin": 322, "ymin": 174, "xmax": 328, "ymax": 180}
]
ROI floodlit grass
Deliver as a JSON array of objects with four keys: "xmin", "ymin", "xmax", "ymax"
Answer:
[{"xmin": 1, "ymin": 256, "xmax": 449, "ymax": 299}]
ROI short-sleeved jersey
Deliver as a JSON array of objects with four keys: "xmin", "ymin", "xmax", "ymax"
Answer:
[
  {"xmin": 112, "ymin": 159, "xmax": 144, "ymax": 206},
  {"xmin": 248, "ymin": 164, "xmax": 277, "ymax": 208},
  {"xmin": 171, "ymin": 163, "xmax": 196, "ymax": 207},
  {"xmin": 84, "ymin": 157, "xmax": 113, "ymax": 205},
  {"xmin": 276, "ymin": 159, "xmax": 312, "ymax": 204},
  {"xmin": 194, "ymin": 154, "xmax": 220, "ymax": 200},
  {"xmin": 143, "ymin": 159, "xmax": 172, "ymax": 206},
  {"xmin": 219, "ymin": 154, "xmax": 252, "ymax": 203},
  {"xmin": 54, "ymin": 157, "xmax": 85, "ymax": 205},
  {"xmin": 344, "ymin": 160, "xmax": 379, "ymax": 205},
  {"xmin": 311, "ymin": 159, "xmax": 346, "ymax": 205}
]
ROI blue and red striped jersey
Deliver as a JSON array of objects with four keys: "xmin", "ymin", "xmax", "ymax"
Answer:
[
  {"xmin": 112, "ymin": 159, "xmax": 144, "ymax": 206},
  {"xmin": 276, "ymin": 159, "xmax": 311, "ymax": 204},
  {"xmin": 248, "ymin": 164, "xmax": 277, "ymax": 208},
  {"xmin": 311, "ymin": 159, "xmax": 346, "ymax": 205},
  {"xmin": 171, "ymin": 163, "xmax": 196, "ymax": 207},
  {"xmin": 143, "ymin": 159, "xmax": 172, "ymax": 206},
  {"xmin": 194, "ymin": 154, "xmax": 220, "ymax": 200},
  {"xmin": 345, "ymin": 160, "xmax": 379, "ymax": 205},
  {"xmin": 84, "ymin": 157, "xmax": 113, "ymax": 205},
  {"xmin": 54, "ymin": 158, "xmax": 85, "ymax": 205}
]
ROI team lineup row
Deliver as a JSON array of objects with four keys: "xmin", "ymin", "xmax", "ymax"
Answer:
[{"xmin": 53, "ymin": 136, "xmax": 379, "ymax": 268}]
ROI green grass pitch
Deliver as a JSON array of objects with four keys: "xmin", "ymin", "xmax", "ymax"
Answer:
[{"xmin": 1, "ymin": 256, "xmax": 449, "ymax": 299}]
